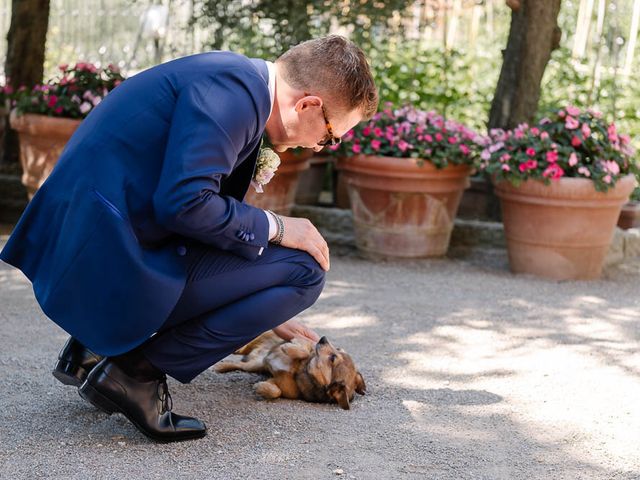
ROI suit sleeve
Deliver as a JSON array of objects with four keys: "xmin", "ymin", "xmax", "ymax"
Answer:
[{"xmin": 152, "ymin": 72, "xmax": 269, "ymax": 260}]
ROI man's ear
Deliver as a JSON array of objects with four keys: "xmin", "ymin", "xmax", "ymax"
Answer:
[
  {"xmin": 294, "ymin": 94, "xmax": 322, "ymax": 113},
  {"xmin": 328, "ymin": 382, "xmax": 350, "ymax": 410}
]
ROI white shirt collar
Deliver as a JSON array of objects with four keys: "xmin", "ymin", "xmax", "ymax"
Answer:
[{"xmin": 265, "ymin": 61, "xmax": 276, "ymax": 117}]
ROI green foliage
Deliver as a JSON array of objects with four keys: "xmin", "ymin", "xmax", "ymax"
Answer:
[
  {"xmin": 192, "ymin": 0, "xmax": 413, "ymax": 58},
  {"xmin": 366, "ymin": 41, "xmax": 498, "ymax": 131}
]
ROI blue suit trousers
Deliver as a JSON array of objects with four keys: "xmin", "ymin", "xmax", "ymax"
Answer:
[{"xmin": 140, "ymin": 243, "xmax": 326, "ymax": 383}]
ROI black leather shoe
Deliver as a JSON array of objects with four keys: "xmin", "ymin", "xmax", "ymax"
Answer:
[
  {"xmin": 52, "ymin": 337, "xmax": 103, "ymax": 387},
  {"xmin": 78, "ymin": 358, "xmax": 207, "ymax": 442}
]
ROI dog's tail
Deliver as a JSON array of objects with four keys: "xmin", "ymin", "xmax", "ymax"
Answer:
[{"xmin": 234, "ymin": 331, "xmax": 281, "ymax": 356}]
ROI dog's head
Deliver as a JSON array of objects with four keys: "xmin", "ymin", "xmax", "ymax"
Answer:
[{"xmin": 303, "ymin": 336, "xmax": 366, "ymax": 410}]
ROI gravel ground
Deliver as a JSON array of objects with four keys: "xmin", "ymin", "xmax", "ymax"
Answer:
[{"xmin": 1, "ymin": 234, "xmax": 639, "ymax": 480}]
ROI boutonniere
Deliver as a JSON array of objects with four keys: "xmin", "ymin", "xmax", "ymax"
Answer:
[{"xmin": 251, "ymin": 147, "xmax": 281, "ymax": 193}]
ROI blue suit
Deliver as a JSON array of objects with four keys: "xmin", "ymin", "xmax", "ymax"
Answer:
[{"xmin": 1, "ymin": 52, "xmax": 325, "ymax": 378}]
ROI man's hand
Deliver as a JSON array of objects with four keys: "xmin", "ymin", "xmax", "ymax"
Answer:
[
  {"xmin": 272, "ymin": 319, "xmax": 320, "ymax": 343},
  {"xmin": 279, "ymin": 215, "xmax": 330, "ymax": 271}
]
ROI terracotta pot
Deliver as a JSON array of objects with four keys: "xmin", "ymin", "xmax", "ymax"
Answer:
[
  {"xmin": 295, "ymin": 153, "xmax": 333, "ymax": 205},
  {"xmin": 495, "ymin": 175, "xmax": 637, "ymax": 280},
  {"xmin": 10, "ymin": 111, "xmax": 81, "ymax": 199},
  {"xmin": 338, "ymin": 155, "xmax": 471, "ymax": 258},
  {"xmin": 617, "ymin": 201, "xmax": 640, "ymax": 230},
  {"xmin": 245, "ymin": 149, "xmax": 312, "ymax": 215}
]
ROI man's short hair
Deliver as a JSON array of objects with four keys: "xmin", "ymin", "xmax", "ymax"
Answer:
[{"xmin": 276, "ymin": 35, "xmax": 379, "ymax": 120}]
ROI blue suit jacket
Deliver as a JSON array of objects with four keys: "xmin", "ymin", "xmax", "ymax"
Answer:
[{"xmin": 0, "ymin": 52, "xmax": 272, "ymax": 355}]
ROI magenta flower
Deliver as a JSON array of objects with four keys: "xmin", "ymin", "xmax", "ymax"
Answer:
[
  {"xmin": 371, "ymin": 139, "xmax": 381, "ymax": 150},
  {"xmin": 398, "ymin": 140, "xmax": 410, "ymax": 152},
  {"xmin": 526, "ymin": 147, "xmax": 536, "ymax": 156},
  {"xmin": 459, "ymin": 144, "xmax": 470, "ymax": 155},
  {"xmin": 571, "ymin": 136, "xmax": 581, "ymax": 147},
  {"xmin": 542, "ymin": 163, "xmax": 564, "ymax": 179},
  {"xmin": 362, "ymin": 126, "xmax": 371, "ymax": 136},
  {"xmin": 435, "ymin": 133, "xmax": 443, "ymax": 142},
  {"xmin": 519, "ymin": 159, "xmax": 537, "ymax": 172},
  {"xmin": 373, "ymin": 127, "xmax": 383, "ymax": 137},
  {"xmin": 47, "ymin": 95, "xmax": 58, "ymax": 108},
  {"xmin": 352, "ymin": 144, "xmax": 362, "ymax": 154},
  {"xmin": 424, "ymin": 134, "xmax": 433, "ymax": 142}
]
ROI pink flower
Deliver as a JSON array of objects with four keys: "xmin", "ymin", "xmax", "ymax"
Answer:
[
  {"xmin": 565, "ymin": 116, "xmax": 579, "ymax": 129},
  {"xmin": 581, "ymin": 123, "xmax": 591, "ymax": 138},
  {"xmin": 448, "ymin": 136, "xmax": 457, "ymax": 144},
  {"xmin": 607, "ymin": 124, "xmax": 618, "ymax": 143},
  {"xmin": 352, "ymin": 144, "xmax": 361, "ymax": 154},
  {"xmin": 603, "ymin": 160, "xmax": 620, "ymax": 175},
  {"xmin": 569, "ymin": 152, "xmax": 578, "ymax": 166},
  {"xmin": 543, "ymin": 163, "xmax": 564, "ymax": 179},
  {"xmin": 371, "ymin": 139, "xmax": 381, "ymax": 150},
  {"xmin": 603, "ymin": 174, "xmax": 612, "ymax": 184},
  {"xmin": 546, "ymin": 150, "xmax": 559, "ymax": 163},
  {"xmin": 578, "ymin": 166, "xmax": 591, "ymax": 177},
  {"xmin": 571, "ymin": 136, "xmax": 581, "ymax": 147},
  {"xmin": 501, "ymin": 164, "xmax": 511, "ymax": 171},
  {"xmin": 424, "ymin": 134, "xmax": 433, "ymax": 142},
  {"xmin": 362, "ymin": 126, "xmax": 371, "ymax": 136},
  {"xmin": 514, "ymin": 130, "xmax": 524, "ymax": 139},
  {"xmin": 530, "ymin": 127, "xmax": 540, "ymax": 136},
  {"xmin": 373, "ymin": 127, "xmax": 383, "ymax": 137},
  {"xmin": 519, "ymin": 159, "xmax": 537, "ymax": 172},
  {"xmin": 500, "ymin": 153, "xmax": 511, "ymax": 162},
  {"xmin": 459, "ymin": 144, "xmax": 470, "ymax": 155},
  {"xmin": 435, "ymin": 133, "xmax": 443, "ymax": 142},
  {"xmin": 59, "ymin": 64, "xmax": 69, "ymax": 72},
  {"xmin": 526, "ymin": 147, "xmax": 536, "ymax": 156},
  {"xmin": 398, "ymin": 140, "xmax": 410, "ymax": 152},
  {"xmin": 566, "ymin": 105, "xmax": 581, "ymax": 116},
  {"xmin": 540, "ymin": 132, "xmax": 550, "ymax": 141},
  {"xmin": 558, "ymin": 110, "xmax": 566, "ymax": 118},
  {"xmin": 79, "ymin": 102, "xmax": 92, "ymax": 114}
]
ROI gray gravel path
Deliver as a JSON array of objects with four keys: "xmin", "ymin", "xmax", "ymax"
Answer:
[{"xmin": 1, "ymin": 235, "xmax": 639, "ymax": 480}]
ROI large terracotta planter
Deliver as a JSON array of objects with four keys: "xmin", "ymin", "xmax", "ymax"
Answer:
[
  {"xmin": 10, "ymin": 111, "xmax": 81, "ymax": 199},
  {"xmin": 495, "ymin": 175, "xmax": 637, "ymax": 280},
  {"xmin": 338, "ymin": 154, "xmax": 472, "ymax": 258},
  {"xmin": 245, "ymin": 149, "xmax": 312, "ymax": 215}
]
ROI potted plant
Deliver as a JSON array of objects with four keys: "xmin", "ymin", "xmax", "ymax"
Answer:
[
  {"xmin": 481, "ymin": 106, "xmax": 638, "ymax": 280},
  {"xmin": 332, "ymin": 105, "xmax": 482, "ymax": 258},
  {"xmin": 10, "ymin": 62, "xmax": 124, "ymax": 198}
]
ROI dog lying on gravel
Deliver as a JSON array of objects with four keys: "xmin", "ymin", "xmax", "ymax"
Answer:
[{"xmin": 214, "ymin": 331, "xmax": 366, "ymax": 409}]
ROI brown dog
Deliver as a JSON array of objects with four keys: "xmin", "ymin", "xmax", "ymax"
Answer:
[{"xmin": 214, "ymin": 331, "xmax": 366, "ymax": 409}]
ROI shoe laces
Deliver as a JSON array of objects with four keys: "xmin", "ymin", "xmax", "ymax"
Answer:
[{"xmin": 156, "ymin": 377, "xmax": 173, "ymax": 414}]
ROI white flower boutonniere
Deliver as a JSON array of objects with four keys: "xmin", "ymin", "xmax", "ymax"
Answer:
[{"xmin": 252, "ymin": 147, "xmax": 281, "ymax": 193}]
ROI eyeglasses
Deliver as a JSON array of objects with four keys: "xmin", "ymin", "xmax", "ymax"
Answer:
[
  {"xmin": 304, "ymin": 92, "xmax": 342, "ymax": 147},
  {"xmin": 317, "ymin": 104, "xmax": 342, "ymax": 147}
]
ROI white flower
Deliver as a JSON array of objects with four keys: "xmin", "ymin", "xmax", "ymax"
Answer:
[{"xmin": 251, "ymin": 147, "xmax": 280, "ymax": 193}]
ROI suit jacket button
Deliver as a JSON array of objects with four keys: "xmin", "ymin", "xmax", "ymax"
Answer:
[{"xmin": 176, "ymin": 245, "xmax": 187, "ymax": 256}]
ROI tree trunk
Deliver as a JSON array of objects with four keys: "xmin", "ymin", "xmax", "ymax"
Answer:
[
  {"xmin": 1, "ymin": 0, "xmax": 50, "ymax": 169},
  {"xmin": 488, "ymin": 0, "xmax": 562, "ymax": 130}
]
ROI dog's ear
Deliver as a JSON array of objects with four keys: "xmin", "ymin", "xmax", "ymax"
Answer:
[
  {"xmin": 355, "ymin": 372, "xmax": 366, "ymax": 395},
  {"xmin": 281, "ymin": 343, "xmax": 311, "ymax": 360},
  {"xmin": 328, "ymin": 382, "xmax": 350, "ymax": 410}
]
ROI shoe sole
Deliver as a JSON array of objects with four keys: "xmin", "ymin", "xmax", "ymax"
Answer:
[
  {"xmin": 52, "ymin": 360, "xmax": 87, "ymax": 387},
  {"xmin": 79, "ymin": 382, "xmax": 207, "ymax": 443}
]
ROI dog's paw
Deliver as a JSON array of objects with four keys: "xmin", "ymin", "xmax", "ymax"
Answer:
[
  {"xmin": 254, "ymin": 380, "xmax": 282, "ymax": 399},
  {"xmin": 213, "ymin": 361, "xmax": 240, "ymax": 373}
]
